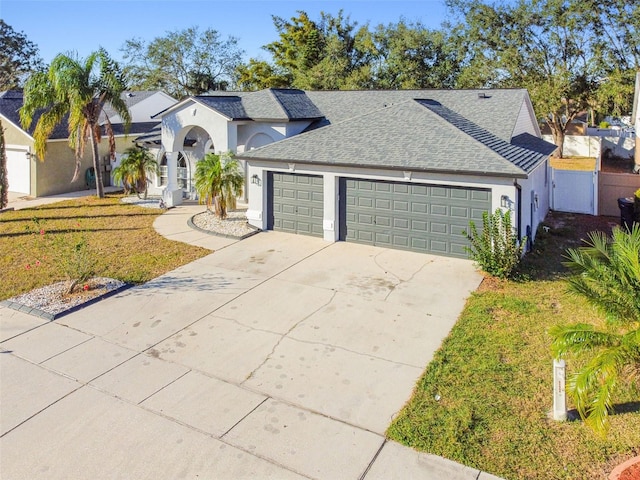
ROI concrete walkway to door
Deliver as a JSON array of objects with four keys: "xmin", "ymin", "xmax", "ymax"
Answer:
[{"xmin": 1, "ymin": 203, "xmax": 502, "ymax": 480}]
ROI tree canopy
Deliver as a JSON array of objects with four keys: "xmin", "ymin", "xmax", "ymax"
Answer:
[
  {"xmin": 121, "ymin": 26, "xmax": 244, "ymax": 98},
  {"xmin": 0, "ymin": 20, "xmax": 44, "ymax": 90},
  {"xmin": 231, "ymin": 3, "xmax": 637, "ymax": 156}
]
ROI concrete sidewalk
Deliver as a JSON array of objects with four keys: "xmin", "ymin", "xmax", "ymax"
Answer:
[
  {"xmin": 5, "ymin": 187, "xmax": 123, "ymax": 211},
  {"xmin": 1, "ymin": 200, "xmax": 502, "ymax": 480}
]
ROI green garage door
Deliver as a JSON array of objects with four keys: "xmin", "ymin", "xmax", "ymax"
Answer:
[
  {"xmin": 269, "ymin": 172, "xmax": 324, "ymax": 237},
  {"xmin": 340, "ymin": 178, "xmax": 491, "ymax": 257}
]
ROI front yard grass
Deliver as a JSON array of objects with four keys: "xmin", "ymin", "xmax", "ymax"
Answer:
[
  {"xmin": 0, "ymin": 194, "xmax": 210, "ymax": 301},
  {"xmin": 387, "ymin": 212, "xmax": 640, "ymax": 480}
]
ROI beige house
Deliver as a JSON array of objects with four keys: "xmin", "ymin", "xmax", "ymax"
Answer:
[{"xmin": 0, "ymin": 90, "xmax": 176, "ymax": 197}]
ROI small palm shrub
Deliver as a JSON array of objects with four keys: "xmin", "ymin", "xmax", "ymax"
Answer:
[
  {"xmin": 550, "ymin": 224, "xmax": 640, "ymax": 435},
  {"xmin": 194, "ymin": 152, "xmax": 243, "ymax": 219},
  {"xmin": 112, "ymin": 146, "xmax": 158, "ymax": 199},
  {"xmin": 463, "ymin": 208, "xmax": 525, "ymax": 279}
]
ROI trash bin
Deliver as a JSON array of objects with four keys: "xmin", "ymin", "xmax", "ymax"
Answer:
[{"xmin": 618, "ymin": 197, "xmax": 635, "ymax": 230}]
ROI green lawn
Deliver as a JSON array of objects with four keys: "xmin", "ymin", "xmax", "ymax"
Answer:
[
  {"xmin": 0, "ymin": 194, "xmax": 210, "ymax": 301},
  {"xmin": 387, "ymin": 212, "xmax": 640, "ymax": 480}
]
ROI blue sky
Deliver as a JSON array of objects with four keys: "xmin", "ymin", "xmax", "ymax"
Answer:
[{"xmin": 2, "ymin": 0, "xmax": 450, "ymax": 65}]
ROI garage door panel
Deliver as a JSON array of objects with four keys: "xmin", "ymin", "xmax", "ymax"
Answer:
[
  {"xmin": 394, "ymin": 218, "xmax": 409, "ymax": 229},
  {"xmin": 375, "ymin": 198, "xmax": 391, "ymax": 209},
  {"xmin": 430, "ymin": 204, "xmax": 448, "ymax": 216},
  {"xmin": 341, "ymin": 178, "xmax": 491, "ymax": 258},
  {"xmin": 270, "ymin": 173, "xmax": 324, "ymax": 237},
  {"xmin": 472, "ymin": 190, "xmax": 491, "ymax": 202},
  {"xmin": 450, "ymin": 206, "xmax": 471, "ymax": 218},
  {"xmin": 411, "ymin": 202, "xmax": 428, "ymax": 214}
]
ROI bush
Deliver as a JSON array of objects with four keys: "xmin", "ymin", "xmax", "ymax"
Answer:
[
  {"xmin": 599, "ymin": 121, "xmax": 610, "ymax": 128},
  {"xmin": 463, "ymin": 209, "xmax": 525, "ymax": 279}
]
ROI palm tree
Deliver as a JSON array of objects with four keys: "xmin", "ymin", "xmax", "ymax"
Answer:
[
  {"xmin": 194, "ymin": 152, "xmax": 243, "ymax": 219},
  {"xmin": 0, "ymin": 120, "xmax": 8, "ymax": 209},
  {"xmin": 550, "ymin": 224, "xmax": 640, "ymax": 434},
  {"xmin": 19, "ymin": 48, "xmax": 131, "ymax": 198},
  {"xmin": 112, "ymin": 145, "xmax": 158, "ymax": 199}
]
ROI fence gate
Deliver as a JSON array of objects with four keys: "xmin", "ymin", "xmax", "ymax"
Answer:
[{"xmin": 551, "ymin": 169, "xmax": 597, "ymax": 215}]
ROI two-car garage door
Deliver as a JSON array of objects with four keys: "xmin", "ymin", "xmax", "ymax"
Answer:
[
  {"xmin": 268, "ymin": 173, "xmax": 491, "ymax": 258},
  {"xmin": 340, "ymin": 178, "xmax": 491, "ymax": 257}
]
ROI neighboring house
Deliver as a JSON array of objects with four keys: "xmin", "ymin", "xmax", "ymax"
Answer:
[
  {"xmin": 153, "ymin": 88, "xmax": 556, "ymax": 258},
  {"xmin": 0, "ymin": 90, "xmax": 176, "ymax": 197}
]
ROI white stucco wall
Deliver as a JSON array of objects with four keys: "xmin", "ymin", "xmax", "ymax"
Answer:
[
  {"xmin": 236, "ymin": 121, "xmax": 313, "ymax": 153},
  {"xmin": 519, "ymin": 159, "xmax": 550, "ymax": 245},
  {"xmin": 245, "ymin": 160, "xmax": 519, "ymax": 244},
  {"xmin": 110, "ymin": 92, "xmax": 177, "ymax": 123},
  {"xmin": 161, "ymin": 100, "xmax": 234, "ymax": 154}
]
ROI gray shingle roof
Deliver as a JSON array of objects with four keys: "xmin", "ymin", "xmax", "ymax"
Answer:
[
  {"xmin": 238, "ymin": 98, "xmax": 535, "ymax": 178},
  {"xmin": 271, "ymin": 89, "xmax": 324, "ymax": 120},
  {"xmin": 193, "ymin": 88, "xmax": 324, "ymax": 121},
  {"xmin": 417, "ymin": 99, "xmax": 553, "ymax": 173},
  {"xmin": 195, "ymin": 96, "xmax": 249, "ymax": 120},
  {"xmin": 0, "ymin": 90, "xmax": 68, "ymax": 139},
  {"xmin": 304, "ymin": 89, "xmax": 527, "ymax": 141},
  {"xmin": 0, "ymin": 90, "xmax": 160, "ymax": 141}
]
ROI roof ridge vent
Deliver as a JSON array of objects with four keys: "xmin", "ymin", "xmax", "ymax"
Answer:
[{"xmin": 478, "ymin": 92, "xmax": 491, "ymax": 99}]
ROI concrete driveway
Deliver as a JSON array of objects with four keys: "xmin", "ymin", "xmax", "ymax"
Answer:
[{"xmin": 0, "ymin": 231, "xmax": 496, "ymax": 479}]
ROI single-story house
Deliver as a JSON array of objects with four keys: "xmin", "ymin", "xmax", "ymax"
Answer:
[
  {"xmin": 0, "ymin": 90, "xmax": 176, "ymax": 197},
  {"xmin": 153, "ymin": 88, "xmax": 556, "ymax": 258}
]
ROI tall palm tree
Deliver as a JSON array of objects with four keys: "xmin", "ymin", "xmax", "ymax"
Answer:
[
  {"xmin": 550, "ymin": 224, "xmax": 640, "ymax": 434},
  {"xmin": 194, "ymin": 152, "xmax": 243, "ymax": 219},
  {"xmin": 112, "ymin": 145, "xmax": 158, "ymax": 199},
  {"xmin": 19, "ymin": 48, "xmax": 131, "ymax": 198},
  {"xmin": 0, "ymin": 120, "xmax": 8, "ymax": 209}
]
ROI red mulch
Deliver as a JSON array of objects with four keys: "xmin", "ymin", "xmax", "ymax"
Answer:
[{"xmin": 619, "ymin": 462, "xmax": 640, "ymax": 480}]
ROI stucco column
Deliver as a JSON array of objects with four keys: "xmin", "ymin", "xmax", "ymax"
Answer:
[
  {"xmin": 163, "ymin": 151, "xmax": 183, "ymax": 207},
  {"xmin": 246, "ymin": 163, "xmax": 266, "ymax": 230},
  {"xmin": 323, "ymin": 173, "xmax": 338, "ymax": 241}
]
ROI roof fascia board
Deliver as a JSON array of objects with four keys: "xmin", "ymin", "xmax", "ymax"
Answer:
[{"xmin": 236, "ymin": 154, "xmax": 528, "ymax": 179}]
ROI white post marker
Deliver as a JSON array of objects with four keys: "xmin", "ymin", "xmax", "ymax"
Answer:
[{"xmin": 553, "ymin": 359, "xmax": 567, "ymax": 421}]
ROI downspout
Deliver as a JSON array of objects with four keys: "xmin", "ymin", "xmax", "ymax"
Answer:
[{"xmin": 515, "ymin": 180, "xmax": 522, "ymax": 242}]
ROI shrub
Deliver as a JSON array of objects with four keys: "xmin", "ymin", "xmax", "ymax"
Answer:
[
  {"xmin": 463, "ymin": 209, "xmax": 525, "ymax": 279},
  {"xmin": 599, "ymin": 121, "xmax": 610, "ymax": 128},
  {"xmin": 550, "ymin": 224, "xmax": 640, "ymax": 434}
]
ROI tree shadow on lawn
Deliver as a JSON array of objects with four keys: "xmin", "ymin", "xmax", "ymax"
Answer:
[
  {"xmin": 0, "ymin": 227, "xmax": 147, "ymax": 238},
  {"xmin": 517, "ymin": 211, "xmax": 620, "ymax": 281},
  {"xmin": 565, "ymin": 402, "xmax": 640, "ymax": 422}
]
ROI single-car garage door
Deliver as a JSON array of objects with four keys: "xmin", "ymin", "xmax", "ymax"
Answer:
[
  {"xmin": 340, "ymin": 178, "xmax": 491, "ymax": 257},
  {"xmin": 269, "ymin": 172, "xmax": 324, "ymax": 237},
  {"xmin": 6, "ymin": 147, "xmax": 31, "ymax": 195}
]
